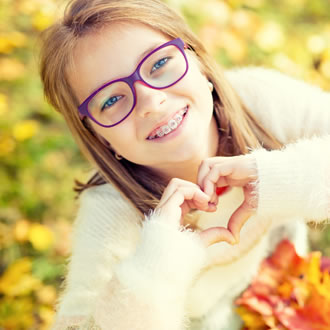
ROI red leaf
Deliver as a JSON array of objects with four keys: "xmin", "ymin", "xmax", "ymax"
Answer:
[{"xmin": 216, "ymin": 186, "xmax": 229, "ymax": 196}]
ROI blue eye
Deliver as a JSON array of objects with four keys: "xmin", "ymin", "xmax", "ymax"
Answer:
[
  {"xmin": 151, "ymin": 57, "xmax": 170, "ymax": 73},
  {"xmin": 101, "ymin": 95, "xmax": 122, "ymax": 111}
]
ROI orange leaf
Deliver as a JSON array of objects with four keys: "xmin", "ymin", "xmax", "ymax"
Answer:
[{"xmin": 236, "ymin": 240, "xmax": 330, "ymax": 329}]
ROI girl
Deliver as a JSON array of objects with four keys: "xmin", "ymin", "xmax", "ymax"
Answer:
[{"xmin": 39, "ymin": 0, "xmax": 330, "ymax": 328}]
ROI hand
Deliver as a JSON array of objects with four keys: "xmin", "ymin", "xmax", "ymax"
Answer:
[
  {"xmin": 155, "ymin": 178, "xmax": 236, "ymax": 247},
  {"xmin": 197, "ymin": 155, "xmax": 258, "ymax": 242}
]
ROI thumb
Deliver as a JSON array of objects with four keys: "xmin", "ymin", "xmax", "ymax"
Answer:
[
  {"xmin": 199, "ymin": 227, "xmax": 236, "ymax": 247},
  {"xmin": 227, "ymin": 201, "xmax": 254, "ymax": 243}
]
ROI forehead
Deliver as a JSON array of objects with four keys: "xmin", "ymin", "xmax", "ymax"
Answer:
[{"xmin": 69, "ymin": 22, "xmax": 171, "ymax": 102}]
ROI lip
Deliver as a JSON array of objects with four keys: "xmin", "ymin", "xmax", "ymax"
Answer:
[
  {"xmin": 146, "ymin": 106, "xmax": 188, "ymax": 139},
  {"xmin": 147, "ymin": 106, "xmax": 189, "ymax": 143}
]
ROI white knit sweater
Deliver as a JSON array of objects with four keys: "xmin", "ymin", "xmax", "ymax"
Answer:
[{"xmin": 53, "ymin": 67, "xmax": 330, "ymax": 330}]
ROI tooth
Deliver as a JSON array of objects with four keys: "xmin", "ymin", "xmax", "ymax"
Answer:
[
  {"xmin": 174, "ymin": 114, "xmax": 182, "ymax": 123},
  {"xmin": 179, "ymin": 107, "xmax": 187, "ymax": 116},
  {"xmin": 156, "ymin": 129, "xmax": 164, "ymax": 137},
  {"xmin": 162, "ymin": 125, "xmax": 171, "ymax": 135},
  {"xmin": 168, "ymin": 119, "xmax": 178, "ymax": 130}
]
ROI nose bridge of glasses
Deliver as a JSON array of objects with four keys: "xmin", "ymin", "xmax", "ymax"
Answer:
[{"xmin": 124, "ymin": 70, "xmax": 144, "ymax": 91}]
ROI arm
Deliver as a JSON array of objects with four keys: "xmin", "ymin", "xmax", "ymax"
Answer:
[
  {"xmin": 52, "ymin": 183, "xmax": 212, "ymax": 330},
  {"xmin": 93, "ymin": 215, "xmax": 206, "ymax": 330},
  {"xmin": 251, "ymin": 134, "xmax": 330, "ymax": 222},
  {"xmin": 198, "ymin": 135, "xmax": 330, "ymax": 241},
  {"xmin": 225, "ymin": 67, "xmax": 330, "ymax": 143}
]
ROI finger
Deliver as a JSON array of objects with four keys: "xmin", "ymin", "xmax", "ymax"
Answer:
[
  {"xmin": 161, "ymin": 186, "xmax": 211, "ymax": 216},
  {"xmin": 216, "ymin": 176, "xmax": 228, "ymax": 187},
  {"xmin": 199, "ymin": 227, "xmax": 236, "ymax": 247},
  {"xmin": 158, "ymin": 178, "xmax": 201, "ymax": 208},
  {"xmin": 209, "ymin": 192, "xmax": 219, "ymax": 206},
  {"xmin": 187, "ymin": 198, "xmax": 218, "ymax": 213},
  {"xmin": 227, "ymin": 201, "xmax": 254, "ymax": 243},
  {"xmin": 197, "ymin": 159, "xmax": 212, "ymax": 190},
  {"xmin": 203, "ymin": 163, "xmax": 233, "ymax": 198}
]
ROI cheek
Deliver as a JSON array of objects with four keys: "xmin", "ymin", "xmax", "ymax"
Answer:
[
  {"xmin": 98, "ymin": 122, "xmax": 140, "ymax": 156},
  {"xmin": 188, "ymin": 74, "xmax": 213, "ymax": 111},
  {"xmin": 184, "ymin": 64, "xmax": 211, "ymax": 102}
]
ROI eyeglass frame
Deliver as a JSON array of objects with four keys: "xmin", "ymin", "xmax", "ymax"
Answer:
[{"xmin": 78, "ymin": 38, "xmax": 189, "ymax": 128}]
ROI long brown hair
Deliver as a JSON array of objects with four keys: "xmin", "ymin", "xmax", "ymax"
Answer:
[{"xmin": 39, "ymin": 0, "xmax": 282, "ymax": 217}]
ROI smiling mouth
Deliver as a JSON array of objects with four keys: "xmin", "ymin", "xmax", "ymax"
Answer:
[{"xmin": 147, "ymin": 106, "xmax": 189, "ymax": 140}]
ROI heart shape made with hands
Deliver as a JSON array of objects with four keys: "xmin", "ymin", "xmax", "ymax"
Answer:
[
  {"xmin": 195, "ymin": 155, "xmax": 258, "ymax": 247},
  {"xmin": 198, "ymin": 185, "xmax": 255, "ymax": 247},
  {"xmin": 198, "ymin": 185, "xmax": 237, "ymax": 247}
]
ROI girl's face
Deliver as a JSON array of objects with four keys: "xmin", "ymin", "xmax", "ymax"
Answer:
[{"xmin": 69, "ymin": 23, "xmax": 218, "ymax": 178}]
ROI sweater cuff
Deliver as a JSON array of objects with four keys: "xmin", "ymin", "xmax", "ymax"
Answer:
[
  {"xmin": 251, "ymin": 136, "xmax": 330, "ymax": 222},
  {"xmin": 114, "ymin": 210, "xmax": 207, "ymax": 301}
]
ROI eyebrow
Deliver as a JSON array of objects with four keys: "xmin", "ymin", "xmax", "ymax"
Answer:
[{"xmin": 87, "ymin": 41, "xmax": 163, "ymax": 96}]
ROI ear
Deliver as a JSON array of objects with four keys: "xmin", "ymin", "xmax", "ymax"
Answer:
[{"xmin": 207, "ymin": 80, "xmax": 214, "ymax": 92}]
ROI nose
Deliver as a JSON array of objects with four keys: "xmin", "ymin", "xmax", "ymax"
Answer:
[{"xmin": 133, "ymin": 81, "xmax": 167, "ymax": 118}]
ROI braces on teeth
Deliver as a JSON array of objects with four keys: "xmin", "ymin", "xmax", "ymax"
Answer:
[{"xmin": 149, "ymin": 108, "xmax": 187, "ymax": 140}]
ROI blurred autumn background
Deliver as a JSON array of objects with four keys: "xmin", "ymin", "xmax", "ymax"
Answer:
[{"xmin": 0, "ymin": 0, "xmax": 329, "ymax": 328}]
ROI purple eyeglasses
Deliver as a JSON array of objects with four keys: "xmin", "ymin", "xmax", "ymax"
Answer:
[{"xmin": 78, "ymin": 38, "xmax": 189, "ymax": 127}]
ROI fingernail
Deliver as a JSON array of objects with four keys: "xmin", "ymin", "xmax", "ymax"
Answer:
[
  {"xmin": 207, "ymin": 203, "xmax": 217, "ymax": 212},
  {"xmin": 230, "ymin": 234, "xmax": 237, "ymax": 245}
]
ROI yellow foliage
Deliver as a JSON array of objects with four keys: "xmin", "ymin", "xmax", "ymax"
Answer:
[
  {"xmin": 36, "ymin": 285, "xmax": 57, "ymax": 305},
  {"xmin": 284, "ymin": 0, "xmax": 307, "ymax": 7},
  {"xmin": 320, "ymin": 60, "xmax": 330, "ymax": 79},
  {"xmin": 0, "ymin": 32, "xmax": 27, "ymax": 54},
  {"xmin": 17, "ymin": 0, "xmax": 45, "ymax": 14},
  {"xmin": 0, "ymin": 135, "xmax": 16, "ymax": 155},
  {"xmin": 0, "ymin": 93, "xmax": 8, "ymax": 115},
  {"xmin": 32, "ymin": 11, "xmax": 55, "ymax": 31},
  {"xmin": 307, "ymin": 251, "xmax": 321, "ymax": 285},
  {"xmin": 0, "ymin": 223, "xmax": 13, "ymax": 249},
  {"xmin": 0, "ymin": 257, "xmax": 41, "ymax": 297},
  {"xmin": 202, "ymin": 0, "xmax": 232, "ymax": 26},
  {"xmin": 322, "ymin": 47, "xmax": 330, "ymax": 61},
  {"xmin": 0, "ymin": 37, "xmax": 13, "ymax": 54},
  {"xmin": 231, "ymin": 10, "xmax": 260, "ymax": 38},
  {"xmin": 0, "ymin": 296, "xmax": 35, "ymax": 329},
  {"xmin": 242, "ymin": 0, "xmax": 265, "ymax": 8},
  {"xmin": 220, "ymin": 30, "xmax": 247, "ymax": 62},
  {"xmin": 39, "ymin": 305, "xmax": 56, "ymax": 330},
  {"xmin": 255, "ymin": 21, "xmax": 285, "ymax": 51},
  {"xmin": 272, "ymin": 52, "xmax": 303, "ymax": 77},
  {"xmin": 307, "ymin": 34, "xmax": 327, "ymax": 55},
  {"xmin": 236, "ymin": 306, "xmax": 265, "ymax": 329},
  {"xmin": 28, "ymin": 223, "xmax": 54, "ymax": 251},
  {"xmin": 0, "ymin": 58, "xmax": 25, "ymax": 80},
  {"xmin": 12, "ymin": 120, "xmax": 40, "ymax": 141},
  {"xmin": 14, "ymin": 219, "xmax": 31, "ymax": 242},
  {"xmin": 306, "ymin": 70, "xmax": 330, "ymax": 90}
]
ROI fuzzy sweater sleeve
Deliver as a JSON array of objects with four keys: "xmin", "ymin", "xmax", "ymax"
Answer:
[
  {"xmin": 227, "ymin": 67, "xmax": 330, "ymax": 222},
  {"xmin": 225, "ymin": 67, "xmax": 330, "ymax": 143},
  {"xmin": 251, "ymin": 135, "xmax": 330, "ymax": 223},
  {"xmin": 52, "ymin": 184, "xmax": 207, "ymax": 330}
]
